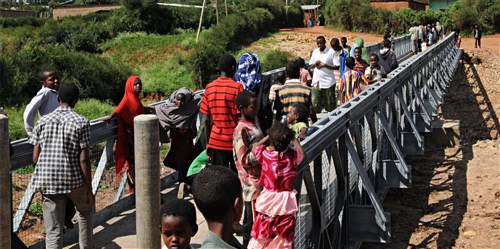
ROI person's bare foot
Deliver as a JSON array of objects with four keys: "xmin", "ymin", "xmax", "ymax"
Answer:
[{"xmin": 177, "ymin": 182, "xmax": 185, "ymax": 199}]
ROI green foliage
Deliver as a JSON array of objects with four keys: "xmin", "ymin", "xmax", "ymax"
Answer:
[
  {"xmin": 235, "ymin": 49, "xmax": 292, "ymax": 73},
  {"xmin": 189, "ymin": 7, "xmax": 277, "ymax": 86},
  {"xmin": 416, "ymin": 9, "xmax": 440, "ymax": 26},
  {"xmin": 391, "ymin": 8, "xmax": 418, "ymax": 35},
  {"xmin": 141, "ymin": 61, "xmax": 195, "ymax": 95},
  {"xmin": 28, "ymin": 202, "xmax": 43, "ymax": 217},
  {"xmin": 286, "ymin": 3, "xmax": 305, "ymax": 28},
  {"xmin": 0, "ymin": 26, "xmax": 36, "ymax": 52},
  {"xmin": 6, "ymin": 44, "xmax": 130, "ymax": 104},
  {"xmin": 260, "ymin": 50, "xmax": 292, "ymax": 72},
  {"xmin": 167, "ymin": 5, "xmax": 216, "ymax": 30},
  {"xmin": 99, "ymin": 182, "xmax": 111, "ymax": 189},
  {"xmin": 445, "ymin": 0, "xmax": 500, "ymax": 34},
  {"xmin": 121, "ymin": 0, "xmax": 150, "ymax": 10},
  {"xmin": 0, "ymin": 54, "xmax": 16, "ymax": 105},
  {"xmin": 241, "ymin": 0, "xmax": 306, "ymax": 28},
  {"xmin": 100, "ymin": 32, "xmax": 196, "ymax": 94},
  {"xmin": 74, "ymin": 99, "xmax": 116, "ymax": 121},
  {"xmin": 189, "ymin": 41, "xmax": 226, "ymax": 87},
  {"xmin": 325, "ymin": 0, "xmax": 498, "ymax": 35},
  {"xmin": 14, "ymin": 165, "xmax": 35, "ymax": 175},
  {"xmin": 0, "ymin": 17, "xmax": 45, "ymax": 28},
  {"xmin": 3, "ymin": 99, "xmax": 116, "ymax": 141},
  {"xmin": 2, "ymin": 105, "xmax": 27, "ymax": 140},
  {"xmin": 120, "ymin": 0, "xmax": 174, "ymax": 34}
]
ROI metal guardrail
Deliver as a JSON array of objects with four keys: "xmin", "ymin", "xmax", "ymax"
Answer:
[
  {"xmin": 292, "ymin": 33, "xmax": 461, "ymax": 248},
  {"xmin": 6, "ymin": 33, "xmax": 452, "ymax": 248}
]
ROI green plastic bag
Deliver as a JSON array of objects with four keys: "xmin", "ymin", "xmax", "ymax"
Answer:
[{"xmin": 187, "ymin": 150, "xmax": 211, "ymax": 177}]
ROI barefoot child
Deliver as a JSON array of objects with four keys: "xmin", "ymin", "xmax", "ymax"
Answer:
[
  {"xmin": 287, "ymin": 104, "xmax": 309, "ymax": 141},
  {"xmin": 160, "ymin": 199, "xmax": 198, "ymax": 249},
  {"xmin": 248, "ymin": 122, "xmax": 305, "ymax": 248},
  {"xmin": 232, "ymin": 91, "xmax": 264, "ymax": 246}
]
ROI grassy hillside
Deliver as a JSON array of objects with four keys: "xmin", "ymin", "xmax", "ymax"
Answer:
[
  {"xmin": 99, "ymin": 32, "xmax": 198, "ymax": 95},
  {"xmin": 5, "ymin": 99, "xmax": 115, "ymax": 141}
]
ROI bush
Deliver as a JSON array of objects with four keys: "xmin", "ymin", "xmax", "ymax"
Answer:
[
  {"xmin": 259, "ymin": 50, "xmax": 292, "ymax": 72},
  {"xmin": 189, "ymin": 41, "xmax": 226, "ymax": 87},
  {"xmin": 189, "ymin": 7, "xmax": 276, "ymax": 86},
  {"xmin": 2, "ymin": 104, "xmax": 28, "ymax": 141},
  {"xmin": 2, "ymin": 98, "xmax": 116, "ymax": 141},
  {"xmin": 326, "ymin": 0, "xmax": 498, "ymax": 36},
  {"xmin": 8, "ymin": 45, "xmax": 131, "ymax": 104},
  {"xmin": 445, "ymin": 0, "xmax": 499, "ymax": 35},
  {"xmin": 140, "ymin": 60, "xmax": 195, "ymax": 95},
  {"xmin": 286, "ymin": 3, "xmax": 304, "ymax": 28},
  {"xmin": 0, "ymin": 54, "xmax": 16, "ymax": 106},
  {"xmin": 74, "ymin": 98, "xmax": 116, "ymax": 121},
  {"xmin": 0, "ymin": 17, "xmax": 45, "ymax": 28},
  {"xmin": 168, "ymin": 5, "xmax": 216, "ymax": 30}
]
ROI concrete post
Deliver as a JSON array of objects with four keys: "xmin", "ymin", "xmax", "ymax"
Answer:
[
  {"xmin": 0, "ymin": 113, "xmax": 12, "ymax": 249},
  {"xmin": 134, "ymin": 115, "xmax": 160, "ymax": 249}
]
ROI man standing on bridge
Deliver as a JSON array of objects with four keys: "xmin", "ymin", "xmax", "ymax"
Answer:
[
  {"xmin": 309, "ymin": 36, "xmax": 337, "ymax": 113},
  {"xmin": 29, "ymin": 84, "xmax": 94, "ymax": 249},
  {"xmin": 200, "ymin": 54, "xmax": 244, "ymax": 171}
]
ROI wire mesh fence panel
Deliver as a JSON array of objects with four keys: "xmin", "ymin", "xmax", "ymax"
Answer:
[{"xmin": 294, "ymin": 178, "xmax": 313, "ymax": 249}]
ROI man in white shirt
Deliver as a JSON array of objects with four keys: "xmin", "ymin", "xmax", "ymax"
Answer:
[
  {"xmin": 23, "ymin": 69, "xmax": 60, "ymax": 137},
  {"xmin": 309, "ymin": 36, "xmax": 337, "ymax": 113},
  {"xmin": 409, "ymin": 25, "xmax": 420, "ymax": 55}
]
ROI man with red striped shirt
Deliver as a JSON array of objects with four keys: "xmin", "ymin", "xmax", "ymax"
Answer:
[{"xmin": 200, "ymin": 54, "xmax": 244, "ymax": 171}]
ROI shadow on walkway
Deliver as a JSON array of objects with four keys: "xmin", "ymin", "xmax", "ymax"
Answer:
[{"xmin": 362, "ymin": 51, "xmax": 497, "ymax": 248}]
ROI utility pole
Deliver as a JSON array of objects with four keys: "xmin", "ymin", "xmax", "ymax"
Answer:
[
  {"xmin": 285, "ymin": 0, "xmax": 289, "ymax": 24},
  {"xmin": 225, "ymin": 0, "xmax": 228, "ymax": 16},
  {"xmin": 215, "ymin": 0, "xmax": 219, "ymax": 24},
  {"xmin": 196, "ymin": 0, "xmax": 207, "ymax": 42}
]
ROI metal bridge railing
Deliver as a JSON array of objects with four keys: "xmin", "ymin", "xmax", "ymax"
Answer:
[
  {"xmin": 292, "ymin": 33, "xmax": 461, "ymax": 248},
  {"xmin": 6, "ymin": 34, "xmax": 427, "ymax": 247}
]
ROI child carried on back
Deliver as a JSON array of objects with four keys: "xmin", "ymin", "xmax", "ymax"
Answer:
[{"xmin": 248, "ymin": 122, "xmax": 305, "ymax": 248}]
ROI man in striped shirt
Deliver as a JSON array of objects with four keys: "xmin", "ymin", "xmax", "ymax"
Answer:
[
  {"xmin": 275, "ymin": 61, "xmax": 317, "ymax": 123},
  {"xmin": 200, "ymin": 54, "xmax": 244, "ymax": 171}
]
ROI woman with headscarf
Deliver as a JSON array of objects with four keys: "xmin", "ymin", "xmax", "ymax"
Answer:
[
  {"xmin": 350, "ymin": 37, "xmax": 369, "ymax": 62},
  {"xmin": 235, "ymin": 52, "xmax": 262, "ymax": 94},
  {"xmin": 102, "ymin": 76, "xmax": 144, "ymax": 193},
  {"xmin": 155, "ymin": 87, "xmax": 202, "ymax": 198}
]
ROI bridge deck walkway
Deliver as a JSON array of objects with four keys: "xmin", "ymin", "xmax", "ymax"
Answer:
[
  {"xmin": 64, "ymin": 112, "xmax": 337, "ymax": 248},
  {"xmin": 63, "ymin": 46, "xmax": 419, "ymax": 248},
  {"xmin": 64, "ymin": 182, "xmax": 215, "ymax": 249}
]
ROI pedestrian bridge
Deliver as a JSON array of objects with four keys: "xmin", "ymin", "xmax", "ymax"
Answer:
[{"xmin": 1, "ymin": 32, "xmax": 461, "ymax": 248}]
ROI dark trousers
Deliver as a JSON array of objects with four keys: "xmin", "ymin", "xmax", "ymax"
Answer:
[
  {"xmin": 475, "ymin": 38, "xmax": 481, "ymax": 48},
  {"xmin": 243, "ymin": 201, "xmax": 254, "ymax": 247},
  {"xmin": 207, "ymin": 148, "xmax": 236, "ymax": 172},
  {"xmin": 65, "ymin": 198, "xmax": 76, "ymax": 226}
]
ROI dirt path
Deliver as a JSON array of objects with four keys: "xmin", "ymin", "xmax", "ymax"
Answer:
[
  {"xmin": 252, "ymin": 27, "xmax": 500, "ymax": 248},
  {"xmin": 250, "ymin": 27, "xmax": 499, "ymax": 60}
]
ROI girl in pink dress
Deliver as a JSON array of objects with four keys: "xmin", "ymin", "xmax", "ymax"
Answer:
[{"xmin": 248, "ymin": 122, "xmax": 305, "ymax": 248}]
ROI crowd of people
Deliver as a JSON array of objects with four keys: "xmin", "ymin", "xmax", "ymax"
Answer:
[
  {"xmin": 409, "ymin": 22, "xmax": 448, "ymax": 54},
  {"xmin": 23, "ymin": 33, "xmax": 405, "ymax": 249}
]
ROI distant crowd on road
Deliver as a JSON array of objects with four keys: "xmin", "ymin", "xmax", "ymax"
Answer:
[{"xmin": 20, "ymin": 29, "xmax": 454, "ymax": 249}]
